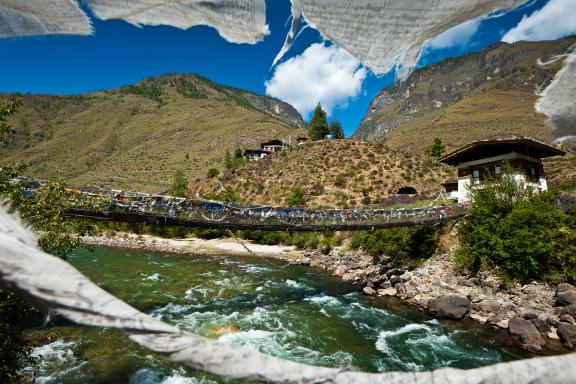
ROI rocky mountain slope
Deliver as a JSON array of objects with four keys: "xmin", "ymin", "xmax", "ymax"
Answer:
[
  {"xmin": 353, "ymin": 37, "xmax": 576, "ymax": 154},
  {"xmin": 0, "ymin": 74, "xmax": 305, "ymax": 193},
  {"xmin": 213, "ymin": 140, "xmax": 455, "ymax": 208}
]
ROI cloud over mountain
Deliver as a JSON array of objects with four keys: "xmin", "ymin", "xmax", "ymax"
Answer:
[
  {"xmin": 502, "ymin": 0, "xmax": 576, "ymax": 43},
  {"xmin": 265, "ymin": 43, "xmax": 366, "ymax": 119}
]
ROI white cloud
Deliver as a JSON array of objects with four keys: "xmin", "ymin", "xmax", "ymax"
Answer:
[
  {"xmin": 427, "ymin": 19, "xmax": 481, "ymax": 49},
  {"xmin": 265, "ymin": 43, "xmax": 367, "ymax": 118},
  {"xmin": 502, "ymin": 0, "xmax": 576, "ymax": 43}
]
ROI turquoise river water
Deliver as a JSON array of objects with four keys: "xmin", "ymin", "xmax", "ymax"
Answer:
[{"xmin": 25, "ymin": 246, "xmax": 532, "ymax": 384}]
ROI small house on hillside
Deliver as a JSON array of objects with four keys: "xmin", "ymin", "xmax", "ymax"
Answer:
[
  {"xmin": 261, "ymin": 139, "xmax": 285, "ymax": 153},
  {"xmin": 438, "ymin": 137, "xmax": 565, "ymax": 203},
  {"xmin": 243, "ymin": 149, "xmax": 269, "ymax": 161}
]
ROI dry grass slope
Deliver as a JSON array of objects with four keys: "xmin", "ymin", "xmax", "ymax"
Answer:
[
  {"xmin": 1, "ymin": 74, "xmax": 306, "ymax": 193},
  {"xmin": 214, "ymin": 140, "xmax": 455, "ymax": 209},
  {"xmin": 355, "ymin": 38, "xmax": 576, "ymax": 155}
]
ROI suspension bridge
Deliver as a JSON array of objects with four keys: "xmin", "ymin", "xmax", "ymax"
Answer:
[{"xmin": 57, "ymin": 187, "xmax": 467, "ymax": 231}]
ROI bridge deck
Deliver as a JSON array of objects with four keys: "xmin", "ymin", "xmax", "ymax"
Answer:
[{"xmin": 61, "ymin": 188, "xmax": 467, "ymax": 231}]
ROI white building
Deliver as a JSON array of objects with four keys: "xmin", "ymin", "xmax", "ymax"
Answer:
[{"xmin": 438, "ymin": 138, "xmax": 565, "ymax": 204}]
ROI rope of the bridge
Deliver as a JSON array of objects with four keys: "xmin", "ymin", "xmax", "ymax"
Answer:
[
  {"xmin": 0, "ymin": 205, "xmax": 574, "ymax": 384},
  {"xmin": 68, "ymin": 188, "xmax": 464, "ymax": 228},
  {"xmin": 225, "ymin": 229, "xmax": 293, "ymax": 270}
]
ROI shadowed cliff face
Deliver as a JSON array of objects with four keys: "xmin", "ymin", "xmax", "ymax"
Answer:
[{"xmin": 353, "ymin": 37, "xmax": 576, "ymax": 154}]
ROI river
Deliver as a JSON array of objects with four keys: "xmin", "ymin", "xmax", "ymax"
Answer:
[{"xmin": 25, "ymin": 246, "xmax": 530, "ymax": 383}]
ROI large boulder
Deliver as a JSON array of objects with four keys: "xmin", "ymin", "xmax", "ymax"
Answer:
[
  {"xmin": 530, "ymin": 318, "xmax": 551, "ymax": 333},
  {"xmin": 557, "ymin": 290, "xmax": 576, "ymax": 306},
  {"xmin": 562, "ymin": 304, "xmax": 576, "ymax": 318},
  {"xmin": 471, "ymin": 299, "xmax": 502, "ymax": 313},
  {"xmin": 363, "ymin": 286, "xmax": 376, "ymax": 295},
  {"xmin": 508, "ymin": 318, "xmax": 546, "ymax": 352},
  {"xmin": 429, "ymin": 295, "xmax": 470, "ymax": 320},
  {"xmin": 557, "ymin": 283, "xmax": 575, "ymax": 294},
  {"xmin": 557, "ymin": 323, "xmax": 576, "ymax": 349}
]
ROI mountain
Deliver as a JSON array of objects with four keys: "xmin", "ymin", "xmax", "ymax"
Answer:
[
  {"xmin": 1, "ymin": 74, "xmax": 305, "ymax": 193},
  {"xmin": 353, "ymin": 37, "xmax": 576, "ymax": 154},
  {"xmin": 214, "ymin": 140, "xmax": 455, "ymax": 209}
]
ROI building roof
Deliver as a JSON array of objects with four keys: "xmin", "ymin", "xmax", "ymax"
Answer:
[
  {"xmin": 243, "ymin": 149, "xmax": 268, "ymax": 155},
  {"xmin": 261, "ymin": 139, "xmax": 284, "ymax": 147},
  {"xmin": 438, "ymin": 137, "xmax": 566, "ymax": 166}
]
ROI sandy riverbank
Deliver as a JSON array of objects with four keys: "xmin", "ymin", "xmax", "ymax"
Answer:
[{"xmin": 82, "ymin": 232, "xmax": 305, "ymax": 261}]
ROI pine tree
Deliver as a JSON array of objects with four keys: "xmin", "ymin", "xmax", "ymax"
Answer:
[
  {"xmin": 427, "ymin": 138, "xmax": 445, "ymax": 158},
  {"xmin": 308, "ymin": 104, "xmax": 329, "ymax": 141},
  {"xmin": 171, "ymin": 169, "xmax": 189, "ymax": 197},
  {"xmin": 329, "ymin": 120, "xmax": 344, "ymax": 139}
]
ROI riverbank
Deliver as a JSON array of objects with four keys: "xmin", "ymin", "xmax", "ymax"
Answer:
[
  {"xmin": 82, "ymin": 233, "xmax": 305, "ymax": 260},
  {"xmin": 82, "ymin": 232, "xmax": 576, "ymax": 353}
]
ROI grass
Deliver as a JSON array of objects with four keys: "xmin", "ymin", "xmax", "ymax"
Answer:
[
  {"xmin": 215, "ymin": 140, "xmax": 456, "ymax": 209},
  {"xmin": 1, "ymin": 74, "xmax": 306, "ymax": 193}
]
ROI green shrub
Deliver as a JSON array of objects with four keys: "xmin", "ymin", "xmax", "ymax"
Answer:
[
  {"xmin": 237, "ymin": 230, "xmax": 290, "ymax": 245},
  {"xmin": 286, "ymin": 186, "xmax": 306, "ymax": 206},
  {"xmin": 171, "ymin": 169, "xmax": 189, "ymax": 197},
  {"xmin": 334, "ymin": 175, "xmax": 346, "ymax": 188},
  {"xmin": 292, "ymin": 232, "xmax": 321, "ymax": 249},
  {"xmin": 207, "ymin": 168, "xmax": 220, "ymax": 178},
  {"xmin": 350, "ymin": 225, "xmax": 439, "ymax": 265},
  {"xmin": 456, "ymin": 173, "xmax": 576, "ymax": 283},
  {"xmin": 205, "ymin": 187, "xmax": 240, "ymax": 204}
]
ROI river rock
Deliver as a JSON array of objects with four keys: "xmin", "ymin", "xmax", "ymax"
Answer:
[
  {"xmin": 363, "ymin": 286, "xmax": 376, "ymax": 295},
  {"xmin": 389, "ymin": 275, "xmax": 401, "ymax": 285},
  {"xmin": 333, "ymin": 265, "xmax": 346, "ymax": 276},
  {"xmin": 508, "ymin": 318, "xmax": 546, "ymax": 352},
  {"xmin": 530, "ymin": 318, "xmax": 551, "ymax": 333},
  {"xmin": 557, "ymin": 290, "xmax": 576, "ymax": 306},
  {"xmin": 557, "ymin": 283, "xmax": 575, "ymax": 294},
  {"xmin": 557, "ymin": 323, "xmax": 576, "ymax": 349},
  {"xmin": 560, "ymin": 314, "xmax": 576, "ymax": 325},
  {"xmin": 400, "ymin": 271, "xmax": 413, "ymax": 282},
  {"xmin": 378, "ymin": 288, "xmax": 397, "ymax": 296},
  {"xmin": 380, "ymin": 281, "xmax": 392, "ymax": 289},
  {"xmin": 472, "ymin": 299, "xmax": 502, "ymax": 313},
  {"xmin": 428, "ymin": 295, "xmax": 470, "ymax": 320},
  {"xmin": 547, "ymin": 327, "xmax": 560, "ymax": 340},
  {"xmin": 562, "ymin": 304, "xmax": 576, "ymax": 318},
  {"xmin": 469, "ymin": 312, "xmax": 489, "ymax": 324}
]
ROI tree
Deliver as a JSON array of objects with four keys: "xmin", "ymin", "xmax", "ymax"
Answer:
[
  {"xmin": 224, "ymin": 148, "xmax": 246, "ymax": 171},
  {"xmin": 0, "ymin": 98, "xmax": 21, "ymax": 142},
  {"xmin": 308, "ymin": 104, "xmax": 329, "ymax": 141},
  {"xmin": 426, "ymin": 138, "xmax": 445, "ymax": 158},
  {"xmin": 0, "ymin": 162, "xmax": 98, "ymax": 383},
  {"xmin": 207, "ymin": 168, "xmax": 220, "ymax": 178},
  {"xmin": 171, "ymin": 169, "xmax": 189, "ymax": 197},
  {"xmin": 286, "ymin": 186, "xmax": 306, "ymax": 206},
  {"xmin": 329, "ymin": 120, "xmax": 344, "ymax": 139},
  {"xmin": 456, "ymin": 168, "xmax": 576, "ymax": 283}
]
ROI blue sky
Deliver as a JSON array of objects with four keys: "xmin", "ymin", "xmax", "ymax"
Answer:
[{"xmin": 0, "ymin": 0, "xmax": 572, "ymax": 136}]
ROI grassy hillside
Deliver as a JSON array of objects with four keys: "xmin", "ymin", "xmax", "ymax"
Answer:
[
  {"xmin": 354, "ymin": 37, "xmax": 576, "ymax": 154},
  {"xmin": 211, "ymin": 140, "xmax": 455, "ymax": 209},
  {"xmin": 0, "ymin": 74, "xmax": 306, "ymax": 193}
]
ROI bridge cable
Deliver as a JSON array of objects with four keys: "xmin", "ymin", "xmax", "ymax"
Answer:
[{"xmin": 225, "ymin": 229, "xmax": 293, "ymax": 270}]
